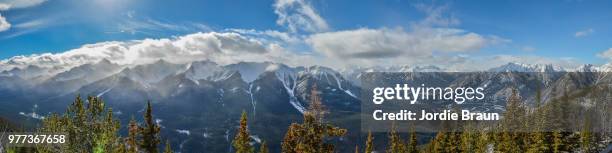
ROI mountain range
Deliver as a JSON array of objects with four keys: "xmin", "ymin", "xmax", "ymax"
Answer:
[{"xmin": 0, "ymin": 60, "xmax": 610, "ymax": 152}]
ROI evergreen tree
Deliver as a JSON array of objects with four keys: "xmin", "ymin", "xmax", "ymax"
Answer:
[
  {"xmin": 526, "ymin": 105, "xmax": 550, "ymax": 153},
  {"xmin": 460, "ymin": 124, "xmax": 476, "ymax": 153},
  {"xmin": 498, "ymin": 89, "xmax": 525, "ymax": 153},
  {"xmin": 432, "ymin": 132, "xmax": 448, "ymax": 153},
  {"xmin": 258, "ymin": 141, "xmax": 269, "ymax": 153},
  {"xmin": 407, "ymin": 127, "xmax": 418, "ymax": 153},
  {"xmin": 474, "ymin": 131, "xmax": 490, "ymax": 153},
  {"xmin": 552, "ymin": 130, "xmax": 564, "ymax": 153},
  {"xmin": 365, "ymin": 131, "xmax": 374, "ymax": 153},
  {"xmin": 280, "ymin": 86, "xmax": 347, "ymax": 153},
  {"xmin": 580, "ymin": 113, "xmax": 594, "ymax": 153},
  {"xmin": 138, "ymin": 101, "xmax": 161, "ymax": 153},
  {"xmin": 37, "ymin": 96, "xmax": 122, "ymax": 152},
  {"xmin": 281, "ymin": 123, "xmax": 300, "ymax": 153},
  {"xmin": 387, "ymin": 124, "xmax": 405, "ymax": 153},
  {"xmin": 233, "ymin": 111, "xmax": 254, "ymax": 153},
  {"xmin": 164, "ymin": 140, "xmax": 174, "ymax": 153},
  {"xmin": 115, "ymin": 141, "xmax": 128, "ymax": 153},
  {"xmin": 127, "ymin": 117, "xmax": 139, "ymax": 153}
]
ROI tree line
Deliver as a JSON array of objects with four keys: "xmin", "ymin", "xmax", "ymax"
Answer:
[
  {"xmin": 234, "ymin": 87, "xmax": 608, "ymax": 153},
  {"xmin": 3, "ymin": 96, "xmax": 173, "ymax": 153},
  {"xmin": 2, "ymin": 85, "xmax": 609, "ymax": 153}
]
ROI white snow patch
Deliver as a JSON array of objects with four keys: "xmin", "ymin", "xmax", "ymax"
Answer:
[
  {"xmin": 97, "ymin": 86, "xmax": 114, "ymax": 97},
  {"xmin": 203, "ymin": 132, "xmax": 211, "ymax": 138},
  {"xmin": 176, "ymin": 129, "xmax": 191, "ymax": 136},
  {"xmin": 155, "ymin": 119, "xmax": 164, "ymax": 128},
  {"xmin": 19, "ymin": 112, "xmax": 44, "ymax": 120},
  {"xmin": 248, "ymin": 84, "xmax": 257, "ymax": 116},
  {"xmin": 265, "ymin": 64, "xmax": 280, "ymax": 72}
]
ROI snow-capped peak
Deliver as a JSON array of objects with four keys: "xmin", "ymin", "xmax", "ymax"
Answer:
[
  {"xmin": 598, "ymin": 63, "xmax": 612, "ymax": 72},
  {"xmin": 119, "ymin": 59, "xmax": 189, "ymax": 85},
  {"xmin": 575, "ymin": 64, "xmax": 598, "ymax": 72},
  {"xmin": 184, "ymin": 60, "xmax": 233, "ymax": 82},
  {"xmin": 489, "ymin": 62, "xmax": 565, "ymax": 72}
]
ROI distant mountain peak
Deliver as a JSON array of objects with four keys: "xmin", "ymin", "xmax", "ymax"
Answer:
[
  {"xmin": 575, "ymin": 64, "xmax": 597, "ymax": 72},
  {"xmin": 489, "ymin": 62, "xmax": 565, "ymax": 72}
]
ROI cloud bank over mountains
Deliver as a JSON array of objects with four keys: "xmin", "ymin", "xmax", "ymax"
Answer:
[
  {"xmin": 0, "ymin": 0, "xmax": 606, "ymax": 72},
  {"xmin": 0, "ymin": 32, "xmax": 309, "ymax": 71}
]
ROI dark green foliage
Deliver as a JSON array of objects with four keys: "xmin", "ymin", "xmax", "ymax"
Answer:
[
  {"xmin": 29, "ymin": 96, "xmax": 170, "ymax": 153},
  {"xmin": 139, "ymin": 101, "xmax": 161, "ymax": 153},
  {"xmin": 164, "ymin": 140, "xmax": 174, "ymax": 153},
  {"xmin": 258, "ymin": 141, "xmax": 269, "ymax": 153},
  {"xmin": 386, "ymin": 124, "xmax": 405, "ymax": 153},
  {"xmin": 281, "ymin": 87, "xmax": 347, "ymax": 153},
  {"xmin": 407, "ymin": 128, "xmax": 418, "ymax": 153},
  {"xmin": 365, "ymin": 131, "xmax": 374, "ymax": 153},
  {"xmin": 233, "ymin": 111, "xmax": 254, "ymax": 153},
  {"xmin": 37, "ymin": 96, "xmax": 122, "ymax": 153}
]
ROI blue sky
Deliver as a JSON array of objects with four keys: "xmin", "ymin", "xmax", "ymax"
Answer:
[{"xmin": 0, "ymin": 0, "xmax": 611, "ymax": 69}]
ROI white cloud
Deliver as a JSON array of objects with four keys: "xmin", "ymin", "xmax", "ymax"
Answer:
[
  {"xmin": 0, "ymin": 13, "xmax": 9, "ymax": 32},
  {"xmin": 113, "ymin": 13, "xmax": 211, "ymax": 35},
  {"xmin": 228, "ymin": 28, "xmax": 300, "ymax": 44},
  {"xmin": 0, "ymin": 0, "xmax": 46, "ymax": 9},
  {"xmin": 307, "ymin": 27, "xmax": 495, "ymax": 59},
  {"xmin": 0, "ymin": 3, "xmax": 10, "ymax": 10},
  {"xmin": 597, "ymin": 48, "xmax": 612, "ymax": 60},
  {"xmin": 575, "ymin": 28, "xmax": 594, "ymax": 37},
  {"xmin": 0, "ymin": 0, "xmax": 47, "ymax": 32},
  {"xmin": 413, "ymin": 3, "xmax": 460, "ymax": 27},
  {"xmin": 273, "ymin": 0, "xmax": 329, "ymax": 33},
  {"xmin": 0, "ymin": 32, "xmax": 307, "ymax": 71}
]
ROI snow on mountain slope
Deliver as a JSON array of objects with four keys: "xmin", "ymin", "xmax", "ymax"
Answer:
[
  {"xmin": 575, "ymin": 64, "xmax": 598, "ymax": 72},
  {"xmin": 598, "ymin": 63, "xmax": 612, "ymax": 72},
  {"xmin": 118, "ymin": 59, "xmax": 189, "ymax": 86},
  {"xmin": 0, "ymin": 65, "xmax": 62, "ymax": 80},
  {"xmin": 184, "ymin": 60, "xmax": 234, "ymax": 83},
  {"xmin": 50, "ymin": 59, "xmax": 123, "ymax": 82},
  {"xmin": 224, "ymin": 62, "xmax": 276, "ymax": 82},
  {"xmin": 339, "ymin": 65, "xmax": 446, "ymax": 86},
  {"xmin": 304, "ymin": 66, "xmax": 357, "ymax": 99},
  {"xmin": 489, "ymin": 62, "xmax": 565, "ymax": 72}
]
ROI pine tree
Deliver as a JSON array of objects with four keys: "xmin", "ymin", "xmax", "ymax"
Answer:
[
  {"xmin": 280, "ymin": 86, "xmax": 347, "ymax": 153},
  {"xmin": 139, "ymin": 101, "xmax": 161, "ymax": 153},
  {"xmin": 115, "ymin": 141, "xmax": 128, "ymax": 153},
  {"xmin": 387, "ymin": 124, "xmax": 405, "ymax": 153},
  {"xmin": 526, "ymin": 104, "xmax": 550, "ymax": 153},
  {"xmin": 580, "ymin": 114, "xmax": 594, "ymax": 153},
  {"xmin": 37, "ymin": 96, "xmax": 123, "ymax": 153},
  {"xmin": 407, "ymin": 127, "xmax": 418, "ymax": 153},
  {"xmin": 365, "ymin": 131, "xmax": 374, "ymax": 153},
  {"xmin": 474, "ymin": 131, "xmax": 490, "ymax": 153},
  {"xmin": 35, "ymin": 96, "xmax": 172, "ymax": 153},
  {"xmin": 432, "ymin": 132, "xmax": 448, "ymax": 153},
  {"xmin": 552, "ymin": 130, "xmax": 564, "ymax": 153},
  {"xmin": 460, "ymin": 123, "xmax": 476, "ymax": 153},
  {"xmin": 446, "ymin": 132, "xmax": 461, "ymax": 153},
  {"xmin": 258, "ymin": 141, "xmax": 269, "ymax": 153},
  {"xmin": 233, "ymin": 111, "xmax": 254, "ymax": 153},
  {"xmin": 164, "ymin": 140, "xmax": 174, "ymax": 153},
  {"xmin": 499, "ymin": 89, "xmax": 525, "ymax": 153},
  {"xmin": 127, "ymin": 117, "xmax": 139, "ymax": 153},
  {"xmin": 282, "ymin": 123, "xmax": 299, "ymax": 153}
]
